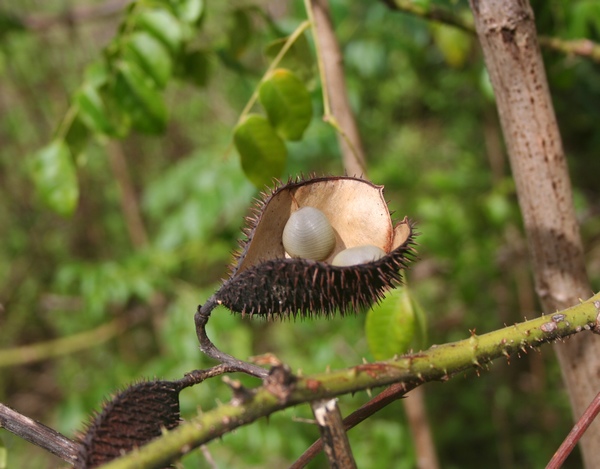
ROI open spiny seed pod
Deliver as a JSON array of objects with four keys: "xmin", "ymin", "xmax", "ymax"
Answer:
[
  {"xmin": 75, "ymin": 380, "xmax": 183, "ymax": 468},
  {"xmin": 214, "ymin": 175, "xmax": 416, "ymax": 319}
]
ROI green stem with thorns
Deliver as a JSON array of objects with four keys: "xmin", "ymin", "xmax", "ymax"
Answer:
[{"xmin": 99, "ymin": 293, "xmax": 600, "ymax": 469}]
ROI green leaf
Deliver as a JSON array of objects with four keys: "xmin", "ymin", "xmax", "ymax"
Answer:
[
  {"xmin": 0, "ymin": 11, "xmax": 25, "ymax": 39},
  {"xmin": 99, "ymin": 85, "xmax": 131, "ymax": 138},
  {"xmin": 264, "ymin": 33, "xmax": 314, "ymax": 82},
  {"xmin": 114, "ymin": 61, "xmax": 167, "ymax": 134},
  {"xmin": 30, "ymin": 140, "xmax": 79, "ymax": 216},
  {"xmin": 75, "ymin": 83, "xmax": 114, "ymax": 135},
  {"xmin": 124, "ymin": 31, "xmax": 173, "ymax": 89},
  {"xmin": 178, "ymin": 49, "xmax": 210, "ymax": 87},
  {"xmin": 233, "ymin": 114, "xmax": 287, "ymax": 188},
  {"xmin": 569, "ymin": 2, "xmax": 600, "ymax": 38},
  {"xmin": 365, "ymin": 286, "xmax": 427, "ymax": 360},
  {"xmin": 64, "ymin": 114, "xmax": 90, "ymax": 157},
  {"xmin": 168, "ymin": 0, "xmax": 204, "ymax": 24},
  {"xmin": 135, "ymin": 9, "xmax": 183, "ymax": 55},
  {"xmin": 227, "ymin": 8, "xmax": 252, "ymax": 58},
  {"xmin": 83, "ymin": 61, "xmax": 109, "ymax": 87},
  {"xmin": 430, "ymin": 23, "xmax": 471, "ymax": 68},
  {"xmin": 259, "ymin": 69, "xmax": 312, "ymax": 141}
]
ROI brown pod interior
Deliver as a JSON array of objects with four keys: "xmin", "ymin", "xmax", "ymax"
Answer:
[{"xmin": 216, "ymin": 176, "xmax": 416, "ymax": 318}]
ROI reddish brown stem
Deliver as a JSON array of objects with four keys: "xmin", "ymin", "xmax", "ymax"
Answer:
[
  {"xmin": 547, "ymin": 391, "xmax": 600, "ymax": 469},
  {"xmin": 290, "ymin": 382, "xmax": 414, "ymax": 468}
]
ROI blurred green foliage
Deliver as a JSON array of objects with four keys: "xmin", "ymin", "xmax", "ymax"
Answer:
[{"xmin": 0, "ymin": 0, "xmax": 599, "ymax": 468}]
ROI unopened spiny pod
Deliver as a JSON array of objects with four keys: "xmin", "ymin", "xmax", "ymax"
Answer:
[{"xmin": 214, "ymin": 175, "xmax": 416, "ymax": 318}]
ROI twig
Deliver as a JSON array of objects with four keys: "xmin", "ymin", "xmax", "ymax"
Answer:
[
  {"xmin": 311, "ymin": 399, "xmax": 357, "ymax": 469},
  {"xmin": 225, "ymin": 19, "xmax": 312, "ymax": 160},
  {"xmin": 538, "ymin": 37, "xmax": 600, "ymax": 63},
  {"xmin": 383, "ymin": 0, "xmax": 474, "ymax": 32},
  {"xmin": 547, "ymin": 391, "xmax": 600, "ymax": 469},
  {"xmin": 176, "ymin": 363, "xmax": 259, "ymax": 388},
  {"xmin": 0, "ymin": 404, "xmax": 78, "ymax": 464},
  {"xmin": 384, "ymin": 0, "xmax": 600, "ymax": 64},
  {"xmin": 195, "ymin": 298, "xmax": 269, "ymax": 379},
  {"xmin": 235, "ymin": 20, "xmax": 312, "ymax": 125},
  {"xmin": 0, "ymin": 365, "xmax": 251, "ymax": 467},
  {"xmin": 306, "ymin": 0, "xmax": 367, "ymax": 176},
  {"xmin": 97, "ymin": 293, "xmax": 600, "ymax": 469}
]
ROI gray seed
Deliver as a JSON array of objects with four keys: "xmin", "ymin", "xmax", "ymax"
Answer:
[
  {"xmin": 282, "ymin": 207, "xmax": 336, "ymax": 261},
  {"xmin": 331, "ymin": 245, "xmax": 386, "ymax": 266}
]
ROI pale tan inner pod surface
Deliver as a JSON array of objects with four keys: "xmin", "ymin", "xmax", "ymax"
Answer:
[{"xmin": 237, "ymin": 178, "xmax": 395, "ymax": 274}]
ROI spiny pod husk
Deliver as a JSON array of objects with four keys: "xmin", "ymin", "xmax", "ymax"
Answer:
[
  {"xmin": 214, "ymin": 176, "xmax": 416, "ymax": 319},
  {"xmin": 75, "ymin": 380, "xmax": 182, "ymax": 468}
]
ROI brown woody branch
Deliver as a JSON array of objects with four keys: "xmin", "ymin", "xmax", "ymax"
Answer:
[
  {"xmin": 468, "ymin": 0, "xmax": 600, "ymax": 466},
  {"xmin": 0, "ymin": 404, "xmax": 79, "ymax": 464},
  {"xmin": 311, "ymin": 399, "xmax": 357, "ymax": 469}
]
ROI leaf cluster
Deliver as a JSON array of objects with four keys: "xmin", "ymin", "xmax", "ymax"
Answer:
[{"xmin": 1, "ymin": 0, "xmax": 600, "ymax": 468}]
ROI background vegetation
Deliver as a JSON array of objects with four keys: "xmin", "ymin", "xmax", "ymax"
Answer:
[{"xmin": 1, "ymin": 0, "xmax": 600, "ymax": 467}]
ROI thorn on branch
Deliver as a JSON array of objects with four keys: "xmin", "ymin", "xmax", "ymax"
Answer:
[
  {"xmin": 592, "ymin": 300, "xmax": 600, "ymax": 334},
  {"xmin": 264, "ymin": 364, "xmax": 297, "ymax": 402}
]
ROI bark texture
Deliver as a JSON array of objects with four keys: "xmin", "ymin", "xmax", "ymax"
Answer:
[
  {"xmin": 469, "ymin": 1, "xmax": 600, "ymax": 466},
  {"xmin": 311, "ymin": 399, "xmax": 357, "ymax": 469}
]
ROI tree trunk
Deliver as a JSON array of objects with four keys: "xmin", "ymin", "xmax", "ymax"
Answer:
[{"xmin": 468, "ymin": 1, "xmax": 600, "ymax": 466}]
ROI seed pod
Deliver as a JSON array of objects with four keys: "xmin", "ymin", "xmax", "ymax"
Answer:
[
  {"xmin": 331, "ymin": 245, "xmax": 386, "ymax": 266},
  {"xmin": 282, "ymin": 207, "xmax": 335, "ymax": 260},
  {"xmin": 214, "ymin": 175, "xmax": 416, "ymax": 318},
  {"xmin": 75, "ymin": 380, "xmax": 184, "ymax": 468}
]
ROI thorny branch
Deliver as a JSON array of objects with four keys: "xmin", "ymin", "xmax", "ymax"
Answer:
[
  {"xmin": 3, "ymin": 294, "xmax": 600, "ymax": 468},
  {"xmin": 0, "ymin": 363, "xmax": 259, "ymax": 465},
  {"xmin": 96, "ymin": 293, "xmax": 600, "ymax": 469}
]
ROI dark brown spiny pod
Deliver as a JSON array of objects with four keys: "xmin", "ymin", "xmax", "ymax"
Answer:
[
  {"xmin": 75, "ymin": 380, "xmax": 182, "ymax": 469},
  {"xmin": 214, "ymin": 176, "xmax": 416, "ymax": 319}
]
